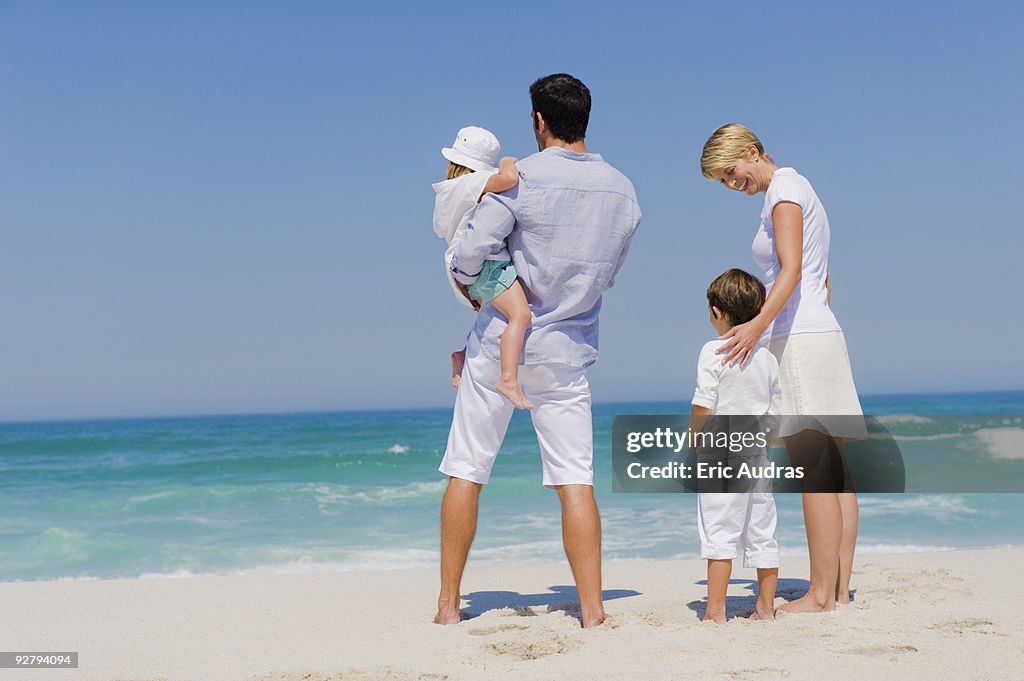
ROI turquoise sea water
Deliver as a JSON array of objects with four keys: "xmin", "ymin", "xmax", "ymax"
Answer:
[{"xmin": 1, "ymin": 392, "xmax": 1023, "ymax": 582}]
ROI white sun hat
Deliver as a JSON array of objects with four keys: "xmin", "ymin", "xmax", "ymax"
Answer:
[{"xmin": 441, "ymin": 126, "xmax": 500, "ymax": 173}]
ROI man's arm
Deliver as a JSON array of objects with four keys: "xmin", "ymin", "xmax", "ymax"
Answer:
[
  {"xmin": 607, "ymin": 238, "xmax": 633, "ymax": 290},
  {"xmin": 449, "ymin": 191, "xmax": 517, "ymax": 285},
  {"xmin": 607, "ymin": 201, "xmax": 641, "ymax": 289}
]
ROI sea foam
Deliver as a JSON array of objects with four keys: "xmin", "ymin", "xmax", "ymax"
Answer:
[{"xmin": 974, "ymin": 428, "xmax": 1024, "ymax": 460}]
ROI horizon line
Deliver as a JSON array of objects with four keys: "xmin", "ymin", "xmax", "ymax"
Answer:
[{"xmin": 2, "ymin": 387, "xmax": 1023, "ymax": 427}]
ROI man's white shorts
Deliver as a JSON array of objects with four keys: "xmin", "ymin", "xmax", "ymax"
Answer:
[
  {"xmin": 439, "ymin": 335, "xmax": 593, "ymax": 487},
  {"xmin": 697, "ymin": 492, "xmax": 780, "ymax": 568}
]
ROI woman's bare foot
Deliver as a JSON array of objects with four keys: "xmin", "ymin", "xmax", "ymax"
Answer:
[
  {"xmin": 450, "ymin": 349, "xmax": 466, "ymax": 391},
  {"xmin": 777, "ymin": 592, "xmax": 835, "ymax": 614},
  {"xmin": 836, "ymin": 590, "xmax": 852, "ymax": 605},
  {"xmin": 496, "ymin": 377, "xmax": 533, "ymax": 409},
  {"xmin": 750, "ymin": 606, "xmax": 775, "ymax": 621}
]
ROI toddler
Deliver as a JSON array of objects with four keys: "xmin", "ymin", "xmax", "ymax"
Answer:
[{"xmin": 432, "ymin": 126, "xmax": 532, "ymax": 409}]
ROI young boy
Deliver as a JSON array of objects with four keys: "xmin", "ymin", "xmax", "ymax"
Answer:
[{"xmin": 690, "ymin": 268, "xmax": 782, "ymax": 622}]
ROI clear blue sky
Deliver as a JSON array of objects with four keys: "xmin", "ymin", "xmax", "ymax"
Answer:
[{"xmin": 2, "ymin": 1, "xmax": 1022, "ymax": 421}]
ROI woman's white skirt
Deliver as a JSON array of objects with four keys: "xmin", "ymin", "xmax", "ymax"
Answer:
[{"xmin": 768, "ymin": 330, "xmax": 868, "ymax": 440}]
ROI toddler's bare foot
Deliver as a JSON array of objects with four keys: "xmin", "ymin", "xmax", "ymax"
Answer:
[
  {"xmin": 451, "ymin": 349, "xmax": 466, "ymax": 391},
  {"xmin": 496, "ymin": 377, "xmax": 533, "ymax": 409}
]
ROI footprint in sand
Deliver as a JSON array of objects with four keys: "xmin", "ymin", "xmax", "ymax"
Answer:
[
  {"xmin": 845, "ymin": 643, "xmax": 918, "ymax": 658},
  {"xmin": 618, "ymin": 611, "xmax": 667, "ymax": 627},
  {"xmin": 254, "ymin": 668, "xmax": 448, "ymax": 681},
  {"xmin": 722, "ymin": 667, "xmax": 790, "ymax": 680},
  {"xmin": 486, "ymin": 633, "xmax": 581, "ymax": 660},
  {"xmin": 929, "ymin": 617, "xmax": 997, "ymax": 635},
  {"xmin": 468, "ymin": 622, "xmax": 530, "ymax": 636}
]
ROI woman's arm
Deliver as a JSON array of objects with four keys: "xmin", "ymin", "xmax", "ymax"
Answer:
[
  {"xmin": 479, "ymin": 156, "xmax": 519, "ymax": 199},
  {"xmin": 717, "ymin": 201, "xmax": 804, "ymax": 366},
  {"xmin": 690, "ymin": 404, "xmax": 711, "ymax": 435},
  {"xmin": 826, "ymin": 274, "xmax": 831, "ymax": 306}
]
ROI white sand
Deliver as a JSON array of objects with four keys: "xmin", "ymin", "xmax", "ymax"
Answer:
[{"xmin": 3, "ymin": 548, "xmax": 1022, "ymax": 681}]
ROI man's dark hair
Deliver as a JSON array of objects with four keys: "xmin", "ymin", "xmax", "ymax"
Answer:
[
  {"xmin": 706, "ymin": 269, "xmax": 766, "ymax": 325},
  {"xmin": 529, "ymin": 73, "xmax": 591, "ymax": 143}
]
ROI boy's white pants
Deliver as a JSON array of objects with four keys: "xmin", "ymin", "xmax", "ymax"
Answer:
[{"xmin": 697, "ymin": 492, "xmax": 780, "ymax": 568}]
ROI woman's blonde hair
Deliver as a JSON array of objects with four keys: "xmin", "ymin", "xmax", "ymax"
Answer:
[
  {"xmin": 700, "ymin": 123, "xmax": 774, "ymax": 179},
  {"xmin": 446, "ymin": 162, "xmax": 474, "ymax": 180}
]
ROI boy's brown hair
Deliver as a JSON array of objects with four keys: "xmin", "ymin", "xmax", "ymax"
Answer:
[{"xmin": 706, "ymin": 268, "xmax": 766, "ymax": 325}]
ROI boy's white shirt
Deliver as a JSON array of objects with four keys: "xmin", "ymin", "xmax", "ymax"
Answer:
[
  {"xmin": 692, "ymin": 339, "xmax": 782, "ymax": 417},
  {"xmin": 432, "ymin": 170, "xmax": 499, "ymax": 308}
]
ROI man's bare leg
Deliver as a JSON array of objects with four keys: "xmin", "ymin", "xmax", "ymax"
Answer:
[
  {"xmin": 836, "ymin": 492, "xmax": 858, "ymax": 603},
  {"xmin": 555, "ymin": 484, "xmax": 605, "ymax": 628},
  {"xmin": 435, "ymin": 477, "xmax": 482, "ymax": 624}
]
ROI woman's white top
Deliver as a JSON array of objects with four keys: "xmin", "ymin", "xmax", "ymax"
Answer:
[{"xmin": 752, "ymin": 167, "xmax": 841, "ymax": 338}]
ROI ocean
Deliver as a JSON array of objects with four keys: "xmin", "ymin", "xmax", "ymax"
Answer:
[{"xmin": 1, "ymin": 391, "xmax": 1022, "ymax": 582}]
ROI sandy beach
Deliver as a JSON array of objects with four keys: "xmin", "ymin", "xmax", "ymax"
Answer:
[{"xmin": 3, "ymin": 547, "xmax": 1021, "ymax": 680}]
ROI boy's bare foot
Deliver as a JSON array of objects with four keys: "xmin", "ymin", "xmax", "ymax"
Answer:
[
  {"xmin": 450, "ymin": 350, "xmax": 466, "ymax": 391},
  {"xmin": 777, "ymin": 593, "xmax": 836, "ymax": 614},
  {"xmin": 496, "ymin": 377, "xmax": 533, "ymax": 409}
]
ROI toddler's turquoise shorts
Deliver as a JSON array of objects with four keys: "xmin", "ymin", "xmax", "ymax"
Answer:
[{"xmin": 467, "ymin": 260, "xmax": 517, "ymax": 305}]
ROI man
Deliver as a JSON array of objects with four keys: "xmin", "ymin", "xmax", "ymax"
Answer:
[{"xmin": 435, "ymin": 73, "xmax": 640, "ymax": 629}]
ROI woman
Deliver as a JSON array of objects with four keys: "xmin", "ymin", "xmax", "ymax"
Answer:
[{"xmin": 700, "ymin": 123, "xmax": 866, "ymax": 613}]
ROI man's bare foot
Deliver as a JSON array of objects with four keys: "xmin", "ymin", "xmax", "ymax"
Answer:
[
  {"xmin": 450, "ymin": 350, "xmax": 466, "ymax": 391},
  {"xmin": 433, "ymin": 603, "xmax": 462, "ymax": 625},
  {"xmin": 496, "ymin": 377, "xmax": 533, "ymax": 409},
  {"xmin": 750, "ymin": 606, "xmax": 775, "ymax": 621},
  {"xmin": 777, "ymin": 593, "xmax": 835, "ymax": 614},
  {"xmin": 581, "ymin": 606, "xmax": 607, "ymax": 629}
]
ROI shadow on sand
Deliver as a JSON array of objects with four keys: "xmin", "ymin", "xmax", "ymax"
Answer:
[
  {"xmin": 460, "ymin": 585, "xmax": 640, "ymax": 623},
  {"xmin": 686, "ymin": 577, "xmax": 816, "ymax": 620}
]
